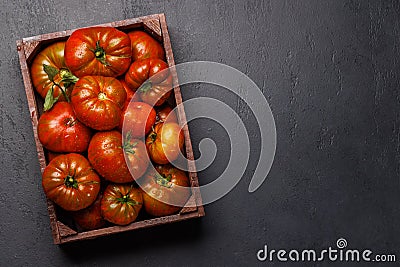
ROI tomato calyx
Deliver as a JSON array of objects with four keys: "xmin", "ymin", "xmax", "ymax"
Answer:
[
  {"xmin": 148, "ymin": 131, "xmax": 157, "ymax": 143},
  {"xmin": 116, "ymin": 194, "xmax": 141, "ymax": 206},
  {"xmin": 65, "ymin": 117, "xmax": 77, "ymax": 127},
  {"xmin": 97, "ymin": 92, "xmax": 108, "ymax": 101},
  {"xmin": 64, "ymin": 174, "xmax": 78, "ymax": 189},
  {"xmin": 122, "ymin": 132, "xmax": 139, "ymax": 155},
  {"xmin": 123, "ymin": 141, "xmax": 139, "ymax": 154},
  {"xmin": 93, "ymin": 40, "xmax": 110, "ymax": 66},
  {"xmin": 154, "ymin": 173, "xmax": 173, "ymax": 188},
  {"xmin": 138, "ymin": 81, "xmax": 152, "ymax": 93},
  {"xmin": 59, "ymin": 68, "xmax": 79, "ymax": 85}
]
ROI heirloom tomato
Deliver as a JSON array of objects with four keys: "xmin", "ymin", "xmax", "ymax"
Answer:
[
  {"xmin": 38, "ymin": 102, "xmax": 91, "ymax": 153},
  {"xmin": 65, "ymin": 27, "xmax": 131, "ymax": 77},
  {"xmin": 140, "ymin": 165, "xmax": 190, "ymax": 217},
  {"xmin": 88, "ymin": 131, "xmax": 132, "ymax": 183},
  {"xmin": 88, "ymin": 131, "xmax": 149, "ymax": 182},
  {"xmin": 30, "ymin": 41, "xmax": 72, "ymax": 100},
  {"xmin": 101, "ymin": 184, "xmax": 143, "ymax": 225},
  {"xmin": 72, "ymin": 194, "xmax": 106, "ymax": 231},
  {"xmin": 42, "ymin": 153, "xmax": 100, "ymax": 211},
  {"xmin": 119, "ymin": 101, "xmax": 156, "ymax": 137},
  {"xmin": 146, "ymin": 122, "xmax": 184, "ymax": 164},
  {"xmin": 128, "ymin": 30, "xmax": 165, "ymax": 60},
  {"xmin": 71, "ymin": 76, "xmax": 126, "ymax": 131},
  {"xmin": 124, "ymin": 58, "xmax": 172, "ymax": 106}
]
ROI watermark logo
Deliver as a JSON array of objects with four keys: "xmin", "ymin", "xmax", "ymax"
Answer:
[
  {"xmin": 122, "ymin": 61, "xmax": 277, "ymax": 206},
  {"xmin": 257, "ymin": 238, "xmax": 396, "ymax": 263}
]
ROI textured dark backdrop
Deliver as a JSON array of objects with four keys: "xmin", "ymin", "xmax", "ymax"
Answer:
[{"xmin": 1, "ymin": 0, "xmax": 400, "ymax": 266}]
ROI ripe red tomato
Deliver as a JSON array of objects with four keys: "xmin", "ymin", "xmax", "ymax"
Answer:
[
  {"xmin": 101, "ymin": 184, "xmax": 143, "ymax": 225},
  {"xmin": 146, "ymin": 122, "xmax": 184, "ymax": 164},
  {"xmin": 65, "ymin": 27, "xmax": 131, "ymax": 77},
  {"xmin": 88, "ymin": 131, "xmax": 148, "ymax": 182},
  {"xmin": 140, "ymin": 165, "xmax": 190, "ymax": 217},
  {"xmin": 72, "ymin": 194, "xmax": 106, "ymax": 231},
  {"xmin": 30, "ymin": 41, "xmax": 72, "ymax": 100},
  {"xmin": 42, "ymin": 153, "xmax": 100, "ymax": 211},
  {"xmin": 155, "ymin": 105, "xmax": 178, "ymax": 124},
  {"xmin": 124, "ymin": 58, "xmax": 172, "ymax": 106},
  {"xmin": 128, "ymin": 30, "xmax": 165, "ymax": 61},
  {"xmin": 88, "ymin": 131, "xmax": 132, "ymax": 183},
  {"xmin": 119, "ymin": 101, "xmax": 156, "ymax": 137},
  {"xmin": 119, "ymin": 79, "xmax": 140, "ymax": 110},
  {"xmin": 38, "ymin": 102, "xmax": 91, "ymax": 153},
  {"xmin": 71, "ymin": 76, "xmax": 126, "ymax": 130}
]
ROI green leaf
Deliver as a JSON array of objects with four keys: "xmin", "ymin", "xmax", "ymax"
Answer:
[
  {"xmin": 43, "ymin": 64, "xmax": 59, "ymax": 82},
  {"xmin": 43, "ymin": 87, "xmax": 59, "ymax": 112}
]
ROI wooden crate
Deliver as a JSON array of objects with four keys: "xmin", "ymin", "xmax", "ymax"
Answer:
[{"xmin": 16, "ymin": 13, "xmax": 205, "ymax": 244}]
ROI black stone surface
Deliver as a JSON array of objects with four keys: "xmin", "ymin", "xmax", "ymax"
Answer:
[{"xmin": 1, "ymin": 0, "xmax": 399, "ymax": 266}]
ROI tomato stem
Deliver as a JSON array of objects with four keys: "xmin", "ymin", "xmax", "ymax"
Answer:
[
  {"xmin": 65, "ymin": 118, "xmax": 76, "ymax": 127},
  {"xmin": 94, "ymin": 40, "xmax": 109, "ymax": 66},
  {"xmin": 54, "ymin": 82, "xmax": 70, "ymax": 103},
  {"xmin": 98, "ymin": 92, "xmax": 107, "ymax": 100},
  {"xmin": 64, "ymin": 175, "xmax": 78, "ymax": 189},
  {"xmin": 149, "ymin": 132, "xmax": 157, "ymax": 143},
  {"xmin": 60, "ymin": 68, "xmax": 79, "ymax": 84}
]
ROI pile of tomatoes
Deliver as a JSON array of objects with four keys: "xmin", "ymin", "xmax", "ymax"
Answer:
[{"xmin": 31, "ymin": 26, "xmax": 191, "ymax": 230}]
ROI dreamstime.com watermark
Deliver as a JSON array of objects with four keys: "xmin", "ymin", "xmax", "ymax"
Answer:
[{"xmin": 256, "ymin": 238, "xmax": 396, "ymax": 263}]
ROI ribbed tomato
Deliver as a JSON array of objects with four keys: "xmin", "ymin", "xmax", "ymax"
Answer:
[
  {"xmin": 119, "ymin": 101, "xmax": 156, "ymax": 137},
  {"xmin": 42, "ymin": 153, "xmax": 100, "ymax": 211},
  {"xmin": 88, "ymin": 131, "xmax": 132, "ymax": 183},
  {"xmin": 38, "ymin": 102, "xmax": 91, "ymax": 153},
  {"xmin": 101, "ymin": 184, "xmax": 143, "ymax": 225},
  {"xmin": 71, "ymin": 76, "xmax": 126, "ymax": 131},
  {"xmin": 128, "ymin": 30, "xmax": 165, "ymax": 60},
  {"xmin": 72, "ymin": 194, "xmax": 106, "ymax": 231},
  {"xmin": 124, "ymin": 58, "xmax": 172, "ymax": 106},
  {"xmin": 140, "ymin": 165, "xmax": 190, "ymax": 217},
  {"xmin": 30, "ymin": 41, "xmax": 72, "ymax": 100},
  {"xmin": 65, "ymin": 27, "xmax": 131, "ymax": 77},
  {"xmin": 146, "ymin": 122, "xmax": 184, "ymax": 164}
]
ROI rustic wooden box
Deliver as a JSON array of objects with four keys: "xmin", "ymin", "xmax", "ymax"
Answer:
[{"xmin": 16, "ymin": 13, "xmax": 204, "ymax": 244}]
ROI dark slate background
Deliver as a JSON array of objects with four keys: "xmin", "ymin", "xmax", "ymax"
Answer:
[{"xmin": 1, "ymin": 0, "xmax": 400, "ymax": 266}]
